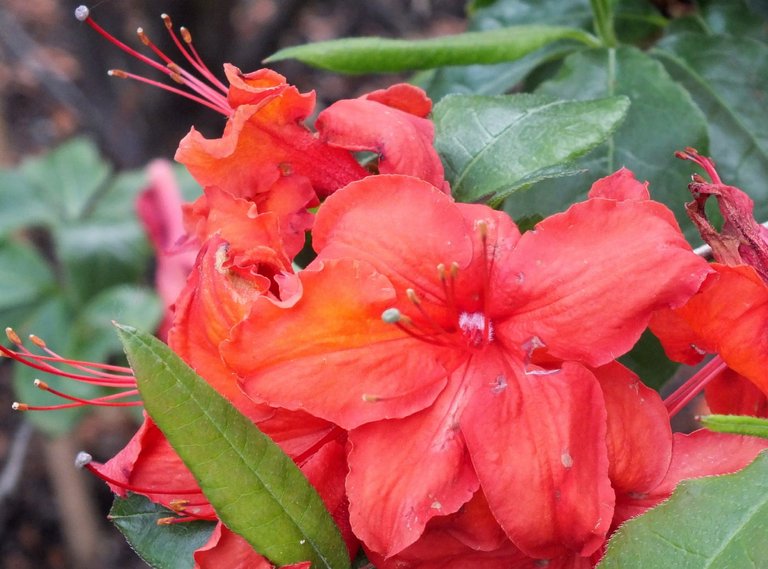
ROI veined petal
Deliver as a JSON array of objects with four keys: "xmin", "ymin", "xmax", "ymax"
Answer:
[
  {"xmin": 316, "ymin": 85, "xmax": 445, "ymax": 189},
  {"xmin": 593, "ymin": 362, "xmax": 672, "ymax": 494},
  {"xmin": 223, "ymin": 258, "xmax": 450, "ymax": 429},
  {"xmin": 313, "ymin": 175, "xmax": 473, "ymax": 302},
  {"xmin": 176, "ymin": 95, "xmax": 366, "ymax": 200},
  {"xmin": 462, "ymin": 358, "xmax": 613, "ymax": 559},
  {"xmin": 497, "ymin": 198, "xmax": 710, "ymax": 367},
  {"xmin": 346, "ymin": 372, "xmax": 479, "ymax": 557},
  {"xmin": 670, "ymin": 263, "xmax": 768, "ymax": 395}
]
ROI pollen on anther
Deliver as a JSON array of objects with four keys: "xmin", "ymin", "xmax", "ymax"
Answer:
[
  {"xmin": 75, "ymin": 451, "xmax": 93, "ymax": 469},
  {"xmin": 381, "ymin": 308, "xmax": 402, "ymax": 324},
  {"xmin": 74, "ymin": 5, "xmax": 90, "ymax": 22}
]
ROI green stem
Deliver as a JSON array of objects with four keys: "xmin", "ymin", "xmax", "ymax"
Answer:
[
  {"xmin": 700, "ymin": 414, "xmax": 768, "ymax": 439},
  {"xmin": 589, "ymin": 0, "xmax": 618, "ymax": 48}
]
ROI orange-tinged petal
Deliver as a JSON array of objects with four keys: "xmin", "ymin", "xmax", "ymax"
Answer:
[
  {"xmin": 705, "ymin": 367, "xmax": 768, "ymax": 417},
  {"xmin": 223, "ymin": 258, "xmax": 450, "ymax": 429},
  {"xmin": 497, "ymin": 198, "xmax": 710, "ymax": 367},
  {"xmin": 364, "ymin": 83, "xmax": 433, "ymax": 117},
  {"xmin": 594, "ymin": 362, "xmax": 672, "ymax": 494},
  {"xmin": 672, "ymin": 263, "xmax": 768, "ymax": 395},
  {"xmin": 224, "ymin": 64, "xmax": 290, "ymax": 109},
  {"xmin": 346, "ymin": 374, "xmax": 479, "ymax": 557},
  {"xmin": 462, "ymin": 359, "xmax": 613, "ymax": 559}
]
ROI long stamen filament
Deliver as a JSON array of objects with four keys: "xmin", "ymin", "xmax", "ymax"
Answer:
[{"xmin": 664, "ymin": 355, "xmax": 728, "ymax": 417}]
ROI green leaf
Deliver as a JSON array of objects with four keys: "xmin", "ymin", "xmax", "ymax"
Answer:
[
  {"xmin": 0, "ymin": 170, "xmax": 54, "ymax": 235},
  {"xmin": 653, "ymin": 33, "xmax": 768, "ymax": 224},
  {"xmin": 265, "ymin": 26, "xmax": 599, "ymax": 73},
  {"xmin": 598, "ymin": 451, "xmax": 768, "ymax": 568},
  {"xmin": 117, "ymin": 325, "xmax": 350, "ymax": 569},
  {"xmin": 700, "ymin": 415, "xmax": 768, "ymax": 439},
  {"xmin": 0, "ymin": 240, "xmax": 57, "ymax": 312},
  {"xmin": 433, "ymin": 93, "xmax": 628, "ymax": 203},
  {"xmin": 505, "ymin": 46, "xmax": 708, "ymax": 242},
  {"xmin": 110, "ymin": 494, "xmax": 215, "ymax": 569},
  {"xmin": 20, "ymin": 137, "xmax": 111, "ymax": 223}
]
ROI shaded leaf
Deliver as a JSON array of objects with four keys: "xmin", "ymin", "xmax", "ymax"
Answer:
[
  {"xmin": 505, "ymin": 46, "xmax": 708, "ymax": 242},
  {"xmin": 117, "ymin": 325, "xmax": 350, "ymax": 569},
  {"xmin": 0, "ymin": 170, "xmax": 54, "ymax": 235},
  {"xmin": 0, "ymin": 240, "xmax": 56, "ymax": 312},
  {"xmin": 599, "ymin": 451, "xmax": 768, "ymax": 568},
  {"xmin": 110, "ymin": 494, "xmax": 216, "ymax": 569},
  {"xmin": 653, "ymin": 33, "xmax": 768, "ymax": 223},
  {"xmin": 433, "ymin": 93, "xmax": 628, "ymax": 203},
  {"xmin": 265, "ymin": 26, "xmax": 599, "ymax": 73}
]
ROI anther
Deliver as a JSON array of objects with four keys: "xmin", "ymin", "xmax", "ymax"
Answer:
[
  {"xmin": 362, "ymin": 394, "xmax": 381, "ymax": 402},
  {"xmin": 75, "ymin": 451, "xmax": 93, "ymax": 469},
  {"xmin": 161, "ymin": 14, "xmax": 173, "ymax": 29},
  {"xmin": 108, "ymin": 69, "xmax": 128, "ymax": 79},
  {"xmin": 180, "ymin": 27, "xmax": 192, "ymax": 44},
  {"xmin": 381, "ymin": 308, "xmax": 402, "ymax": 324},
  {"xmin": 406, "ymin": 288, "xmax": 421, "ymax": 305},
  {"xmin": 29, "ymin": 334, "xmax": 46, "ymax": 348},
  {"xmin": 34, "ymin": 379, "xmax": 49, "ymax": 390},
  {"xmin": 476, "ymin": 220, "xmax": 489, "ymax": 239},
  {"xmin": 74, "ymin": 5, "xmax": 90, "ymax": 22},
  {"xmin": 450, "ymin": 262, "xmax": 459, "ymax": 278},
  {"xmin": 11, "ymin": 402, "xmax": 28, "ymax": 412},
  {"xmin": 136, "ymin": 27, "xmax": 150, "ymax": 46},
  {"xmin": 5, "ymin": 327, "xmax": 22, "ymax": 345},
  {"xmin": 157, "ymin": 517, "xmax": 176, "ymax": 526}
]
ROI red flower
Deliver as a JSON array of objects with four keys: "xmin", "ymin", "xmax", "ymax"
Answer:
[
  {"xmin": 651, "ymin": 149, "xmax": 768, "ymax": 416},
  {"xmin": 222, "ymin": 169, "xmax": 709, "ymax": 558}
]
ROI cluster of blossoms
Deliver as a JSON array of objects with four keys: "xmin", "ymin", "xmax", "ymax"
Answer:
[{"xmin": 7, "ymin": 8, "xmax": 768, "ymax": 569}]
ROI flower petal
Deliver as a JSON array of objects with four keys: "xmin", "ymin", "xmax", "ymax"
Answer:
[
  {"xmin": 346, "ymin": 374, "xmax": 479, "ymax": 557},
  {"xmin": 223, "ymin": 258, "xmax": 449, "ymax": 429},
  {"xmin": 194, "ymin": 523, "xmax": 276, "ymax": 569},
  {"xmin": 462, "ymin": 358, "xmax": 613, "ymax": 558},
  {"xmin": 316, "ymin": 86, "xmax": 445, "ymax": 189},
  {"xmin": 705, "ymin": 367, "xmax": 768, "ymax": 417},
  {"xmin": 593, "ymin": 362, "xmax": 672, "ymax": 494},
  {"xmin": 587, "ymin": 167, "xmax": 650, "ymax": 201},
  {"xmin": 497, "ymin": 198, "xmax": 710, "ymax": 367},
  {"xmin": 313, "ymin": 175, "xmax": 473, "ymax": 301}
]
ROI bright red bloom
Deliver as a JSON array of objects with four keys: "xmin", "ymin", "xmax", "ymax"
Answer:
[
  {"xmin": 222, "ymin": 169, "xmax": 710, "ymax": 558},
  {"xmin": 651, "ymin": 150, "xmax": 768, "ymax": 416}
]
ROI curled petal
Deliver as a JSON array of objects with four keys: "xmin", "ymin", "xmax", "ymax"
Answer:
[
  {"xmin": 316, "ymin": 88, "xmax": 445, "ymax": 189},
  {"xmin": 224, "ymin": 64, "xmax": 290, "ymax": 109},
  {"xmin": 705, "ymin": 367, "xmax": 768, "ymax": 417}
]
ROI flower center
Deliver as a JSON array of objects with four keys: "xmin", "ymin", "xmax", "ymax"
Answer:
[{"xmin": 458, "ymin": 311, "xmax": 493, "ymax": 347}]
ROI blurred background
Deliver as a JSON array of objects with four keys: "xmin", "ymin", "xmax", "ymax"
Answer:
[{"xmin": 0, "ymin": 1, "xmax": 465, "ymax": 567}]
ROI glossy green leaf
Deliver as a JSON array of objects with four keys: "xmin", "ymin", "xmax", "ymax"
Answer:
[
  {"xmin": 265, "ymin": 26, "xmax": 599, "ymax": 73},
  {"xmin": 700, "ymin": 415, "xmax": 768, "ymax": 439},
  {"xmin": 0, "ymin": 240, "xmax": 56, "ymax": 312},
  {"xmin": 433, "ymin": 93, "xmax": 628, "ymax": 203},
  {"xmin": 117, "ymin": 325, "xmax": 350, "ymax": 569},
  {"xmin": 599, "ymin": 451, "xmax": 768, "ymax": 568},
  {"xmin": 110, "ymin": 494, "xmax": 215, "ymax": 569},
  {"xmin": 653, "ymin": 33, "xmax": 768, "ymax": 224},
  {"xmin": 505, "ymin": 46, "xmax": 708, "ymax": 242}
]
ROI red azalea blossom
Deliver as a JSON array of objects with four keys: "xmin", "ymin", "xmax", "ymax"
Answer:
[
  {"xmin": 651, "ymin": 149, "xmax": 768, "ymax": 416},
  {"xmin": 222, "ymin": 169, "xmax": 710, "ymax": 558}
]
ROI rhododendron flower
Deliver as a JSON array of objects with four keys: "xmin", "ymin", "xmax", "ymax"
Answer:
[
  {"xmin": 136, "ymin": 159, "xmax": 197, "ymax": 339},
  {"xmin": 651, "ymin": 149, "xmax": 768, "ymax": 416},
  {"xmin": 223, "ymin": 169, "xmax": 710, "ymax": 558}
]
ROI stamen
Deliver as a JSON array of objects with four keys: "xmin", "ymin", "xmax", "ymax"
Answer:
[
  {"xmin": 675, "ymin": 147, "xmax": 723, "ymax": 184},
  {"xmin": 664, "ymin": 356, "xmax": 728, "ymax": 417},
  {"xmin": 76, "ymin": 6, "xmax": 231, "ymax": 116}
]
